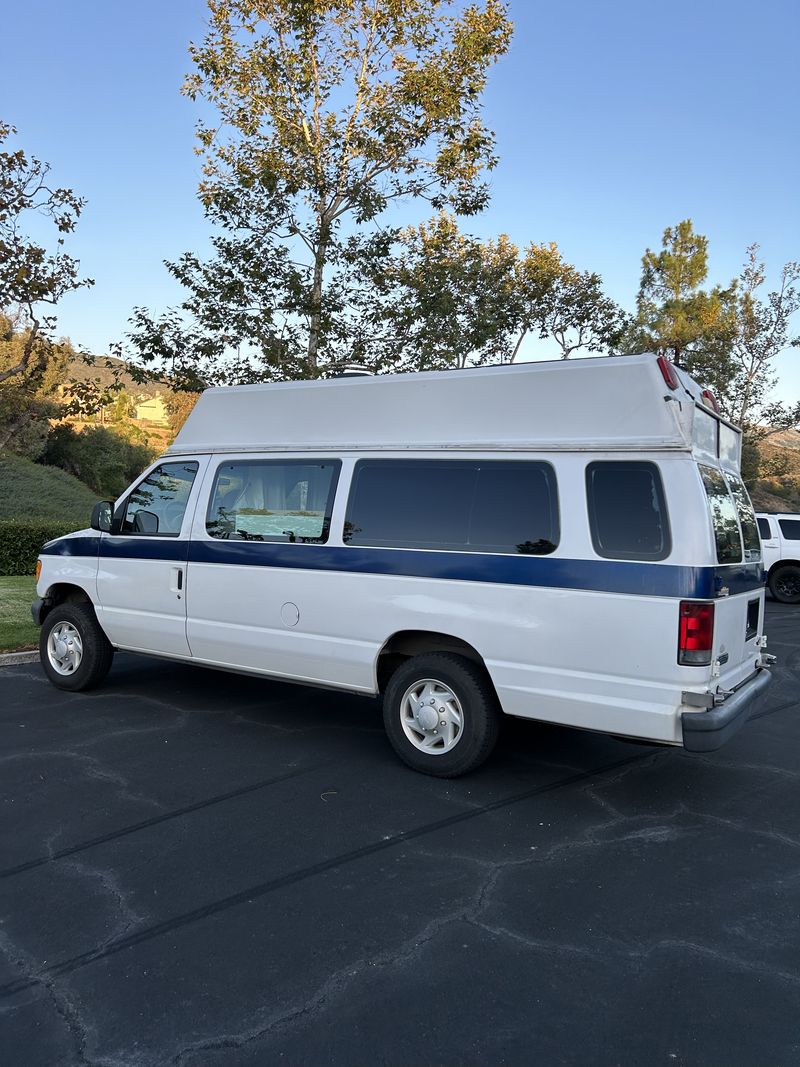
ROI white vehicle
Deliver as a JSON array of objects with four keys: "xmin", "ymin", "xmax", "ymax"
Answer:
[
  {"xmin": 32, "ymin": 354, "xmax": 773, "ymax": 776},
  {"xmin": 755, "ymin": 512, "xmax": 800, "ymax": 603}
]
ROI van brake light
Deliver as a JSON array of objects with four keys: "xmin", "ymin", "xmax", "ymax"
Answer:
[
  {"xmin": 678, "ymin": 601, "xmax": 714, "ymax": 665},
  {"xmin": 701, "ymin": 388, "xmax": 720, "ymax": 413},
  {"xmin": 657, "ymin": 356, "xmax": 680, "ymax": 390}
]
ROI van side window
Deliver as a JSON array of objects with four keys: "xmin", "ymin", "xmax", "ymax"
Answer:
[
  {"xmin": 779, "ymin": 519, "xmax": 800, "ymax": 540},
  {"xmin": 121, "ymin": 462, "xmax": 199, "ymax": 537},
  {"xmin": 757, "ymin": 517, "xmax": 772, "ymax": 540},
  {"xmin": 206, "ymin": 461, "xmax": 340, "ymax": 543},
  {"xmin": 585, "ymin": 462, "xmax": 671, "ymax": 561},
  {"xmin": 343, "ymin": 461, "xmax": 559, "ymax": 554},
  {"xmin": 699, "ymin": 465, "xmax": 742, "ymax": 564},
  {"xmin": 725, "ymin": 474, "xmax": 761, "ymax": 562}
]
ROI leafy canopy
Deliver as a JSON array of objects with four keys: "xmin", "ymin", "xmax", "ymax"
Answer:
[
  {"xmin": 724, "ymin": 245, "xmax": 800, "ymax": 436},
  {"xmin": 0, "ymin": 121, "xmax": 92, "ymax": 388},
  {"xmin": 623, "ymin": 219, "xmax": 736, "ymax": 396},
  {"xmin": 128, "ymin": 0, "xmax": 513, "ymax": 384}
]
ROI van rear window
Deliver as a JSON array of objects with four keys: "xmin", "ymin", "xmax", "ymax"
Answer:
[
  {"xmin": 699, "ymin": 465, "xmax": 742, "ymax": 564},
  {"xmin": 725, "ymin": 474, "xmax": 761, "ymax": 562},
  {"xmin": 343, "ymin": 461, "xmax": 559, "ymax": 554},
  {"xmin": 585, "ymin": 462, "xmax": 671, "ymax": 561}
]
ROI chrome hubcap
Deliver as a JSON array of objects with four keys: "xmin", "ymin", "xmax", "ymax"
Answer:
[
  {"xmin": 47, "ymin": 622, "xmax": 83, "ymax": 675},
  {"xmin": 400, "ymin": 678, "xmax": 464, "ymax": 755}
]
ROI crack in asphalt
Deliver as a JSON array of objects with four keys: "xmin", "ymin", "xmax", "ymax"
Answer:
[
  {"xmin": 0, "ymin": 750, "xmax": 654, "ymax": 1000},
  {"xmin": 165, "ymin": 754, "xmax": 800, "ymax": 1066},
  {"xmin": 0, "ymin": 762, "xmax": 328, "ymax": 880}
]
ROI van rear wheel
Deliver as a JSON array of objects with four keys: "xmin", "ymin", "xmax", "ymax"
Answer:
[
  {"xmin": 382, "ymin": 653, "xmax": 500, "ymax": 777},
  {"xmin": 770, "ymin": 565, "xmax": 800, "ymax": 604},
  {"xmin": 40, "ymin": 603, "xmax": 114, "ymax": 692}
]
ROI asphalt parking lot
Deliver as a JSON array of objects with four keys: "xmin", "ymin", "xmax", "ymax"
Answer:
[{"xmin": 1, "ymin": 603, "xmax": 798, "ymax": 1067}]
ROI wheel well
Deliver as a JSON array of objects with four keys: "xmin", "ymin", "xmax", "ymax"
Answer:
[
  {"xmin": 375, "ymin": 630, "xmax": 490, "ymax": 693},
  {"xmin": 42, "ymin": 583, "xmax": 93, "ymax": 618},
  {"xmin": 768, "ymin": 560, "xmax": 800, "ymax": 580}
]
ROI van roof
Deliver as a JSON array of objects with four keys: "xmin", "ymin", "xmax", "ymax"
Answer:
[{"xmin": 165, "ymin": 352, "xmax": 731, "ymax": 457}]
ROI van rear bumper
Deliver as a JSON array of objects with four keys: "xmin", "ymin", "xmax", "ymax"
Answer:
[{"xmin": 681, "ymin": 669, "xmax": 773, "ymax": 752}]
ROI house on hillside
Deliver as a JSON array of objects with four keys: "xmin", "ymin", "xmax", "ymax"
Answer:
[{"xmin": 134, "ymin": 393, "xmax": 170, "ymax": 426}]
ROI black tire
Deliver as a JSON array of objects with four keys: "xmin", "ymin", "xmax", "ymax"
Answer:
[
  {"xmin": 39, "ymin": 602, "xmax": 114, "ymax": 692},
  {"xmin": 382, "ymin": 653, "xmax": 501, "ymax": 777},
  {"xmin": 769, "ymin": 565, "xmax": 800, "ymax": 605}
]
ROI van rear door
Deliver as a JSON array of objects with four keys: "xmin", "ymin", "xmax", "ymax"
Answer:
[{"xmin": 698, "ymin": 465, "xmax": 765, "ymax": 690}]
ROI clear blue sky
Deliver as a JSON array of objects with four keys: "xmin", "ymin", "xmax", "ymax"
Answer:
[{"xmin": 1, "ymin": 0, "xmax": 798, "ymax": 400}]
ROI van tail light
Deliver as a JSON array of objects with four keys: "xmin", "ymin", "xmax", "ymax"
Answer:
[
  {"xmin": 701, "ymin": 388, "xmax": 720, "ymax": 413},
  {"xmin": 678, "ymin": 601, "xmax": 715, "ymax": 665},
  {"xmin": 657, "ymin": 355, "xmax": 680, "ymax": 390}
]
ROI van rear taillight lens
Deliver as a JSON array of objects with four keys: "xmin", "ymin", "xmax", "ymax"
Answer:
[
  {"xmin": 678, "ymin": 601, "xmax": 715, "ymax": 665},
  {"xmin": 701, "ymin": 388, "xmax": 720, "ymax": 413},
  {"xmin": 657, "ymin": 356, "xmax": 680, "ymax": 390}
]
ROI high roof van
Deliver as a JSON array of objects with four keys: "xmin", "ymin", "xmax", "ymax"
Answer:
[{"xmin": 33, "ymin": 354, "xmax": 773, "ymax": 776}]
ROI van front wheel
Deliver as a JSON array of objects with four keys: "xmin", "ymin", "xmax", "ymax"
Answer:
[
  {"xmin": 40, "ymin": 603, "xmax": 114, "ymax": 692},
  {"xmin": 769, "ymin": 565, "xmax": 800, "ymax": 604},
  {"xmin": 382, "ymin": 653, "xmax": 500, "ymax": 777}
]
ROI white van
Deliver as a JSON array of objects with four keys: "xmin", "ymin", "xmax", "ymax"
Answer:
[
  {"xmin": 755, "ymin": 512, "xmax": 800, "ymax": 603},
  {"xmin": 32, "ymin": 354, "xmax": 773, "ymax": 776}
]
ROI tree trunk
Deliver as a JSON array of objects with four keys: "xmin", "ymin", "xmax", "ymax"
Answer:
[
  {"xmin": 306, "ymin": 217, "xmax": 331, "ymax": 376},
  {"xmin": 737, "ymin": 371, "xmax": 755, "ymax": 429}
]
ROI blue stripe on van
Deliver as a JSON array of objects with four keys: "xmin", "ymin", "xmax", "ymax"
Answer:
[{"xmin": 41, "ymin": 535, "xmax": 765, "ymax": 599}]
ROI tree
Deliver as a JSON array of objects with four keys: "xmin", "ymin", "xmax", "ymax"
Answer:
[
  {"xmin": 128, "ymin": 0, "xmax": 513, "ymax": 385},
  {"xmin": 356, "ymin": 223, "xmax": 627, "ymax": 371},
  {"xmin": 43, "ymin": 423, "xmax": 154, "ymax": 498},
  {"xmin": 514, "ymin": 242, "xmax": 629, "ymax": 360},
  {"xmin": 0, "ymin": 312, "xmax": 75, "ymax": 457},
  {"xmin": 623, "ymin": 219, "xmax": 736, "ymax": 395},
  {"xmin": 110, "ymin": 390, "xmax": 136, "ymax": 423},
  {"xmin": 165, "ymin": 389, "xmax": 202, "ymax": 436},
  {"xmin": 370, "ymin": 212, "xmax": 520, "ymax": 370},
  {"xmin": 0, "ymin": 122, "xmax": 92, "ymax": 389},
  {"xmin": 722, "ymin": 245, "xmax": 800, "ymax": 436}
]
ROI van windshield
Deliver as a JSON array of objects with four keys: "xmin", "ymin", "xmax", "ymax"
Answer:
[{"xmin": 699, "ymin": 465, "xmax": 743, "ymax": 564}]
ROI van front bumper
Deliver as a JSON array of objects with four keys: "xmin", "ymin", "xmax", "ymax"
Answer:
[
  {"xmin": 31, "ymin": 598, "xmax": 46, "ymax": 626},
  {"xmin": 681, "ymin": 668, "xmax": 773, "ymax": 752}
]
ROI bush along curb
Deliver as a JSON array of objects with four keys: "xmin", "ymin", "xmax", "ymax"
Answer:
[{"xmin": 0, "ymin": 519, "xmax": 75, "ymax": 576}]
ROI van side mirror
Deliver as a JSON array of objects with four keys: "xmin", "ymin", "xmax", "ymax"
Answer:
[{"xmin": 90, "ymin": 501, "xmax": 113, "ymax": 533}]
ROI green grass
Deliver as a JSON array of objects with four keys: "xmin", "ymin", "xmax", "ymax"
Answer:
[
  {"xmin": 0, "ymin": 576, "xmax": 39, "ymax": 652},
  {"xmin": 0, "ymin": 452, "xmax": 98, "ymax": 524}
]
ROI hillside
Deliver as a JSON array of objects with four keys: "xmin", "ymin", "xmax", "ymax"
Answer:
[
  {"xmin": 66, "ymin": 354, "xmax": 164, "ymax": 398},
  {"xmin": 0, "ymin": 452, "xmax": 99, "ymax": 524},
  {"xmin": 750, "ymin": 429, "xmax": 800, "ymax": 513}
]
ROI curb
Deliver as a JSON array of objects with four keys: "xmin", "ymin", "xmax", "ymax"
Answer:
[{"xmin": 0, "ymin": 651, "xmax": 40, "ymax": 667}]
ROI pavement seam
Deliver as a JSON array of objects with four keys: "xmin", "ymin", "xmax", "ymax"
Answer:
[
  {"xmin": 0, "ymin": 750, "xmax": 655, "ymax": 1000},
  {"xmin": 0, "ymin": 762, "xmax": 329, "ymax": 880}
]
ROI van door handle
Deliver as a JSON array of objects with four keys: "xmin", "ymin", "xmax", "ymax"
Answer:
[{"xmin": 170, "ymin": 567, "xmax": 184, "ymax": 596}]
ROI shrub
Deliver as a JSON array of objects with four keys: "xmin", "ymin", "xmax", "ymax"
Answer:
[
  {"xmin": 0, "ymin": 518, "xmax": 80, "ymax": 577},
  {"xmin": 43, "ymin": 424, "xmax": 154, "ymax": 498}
]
